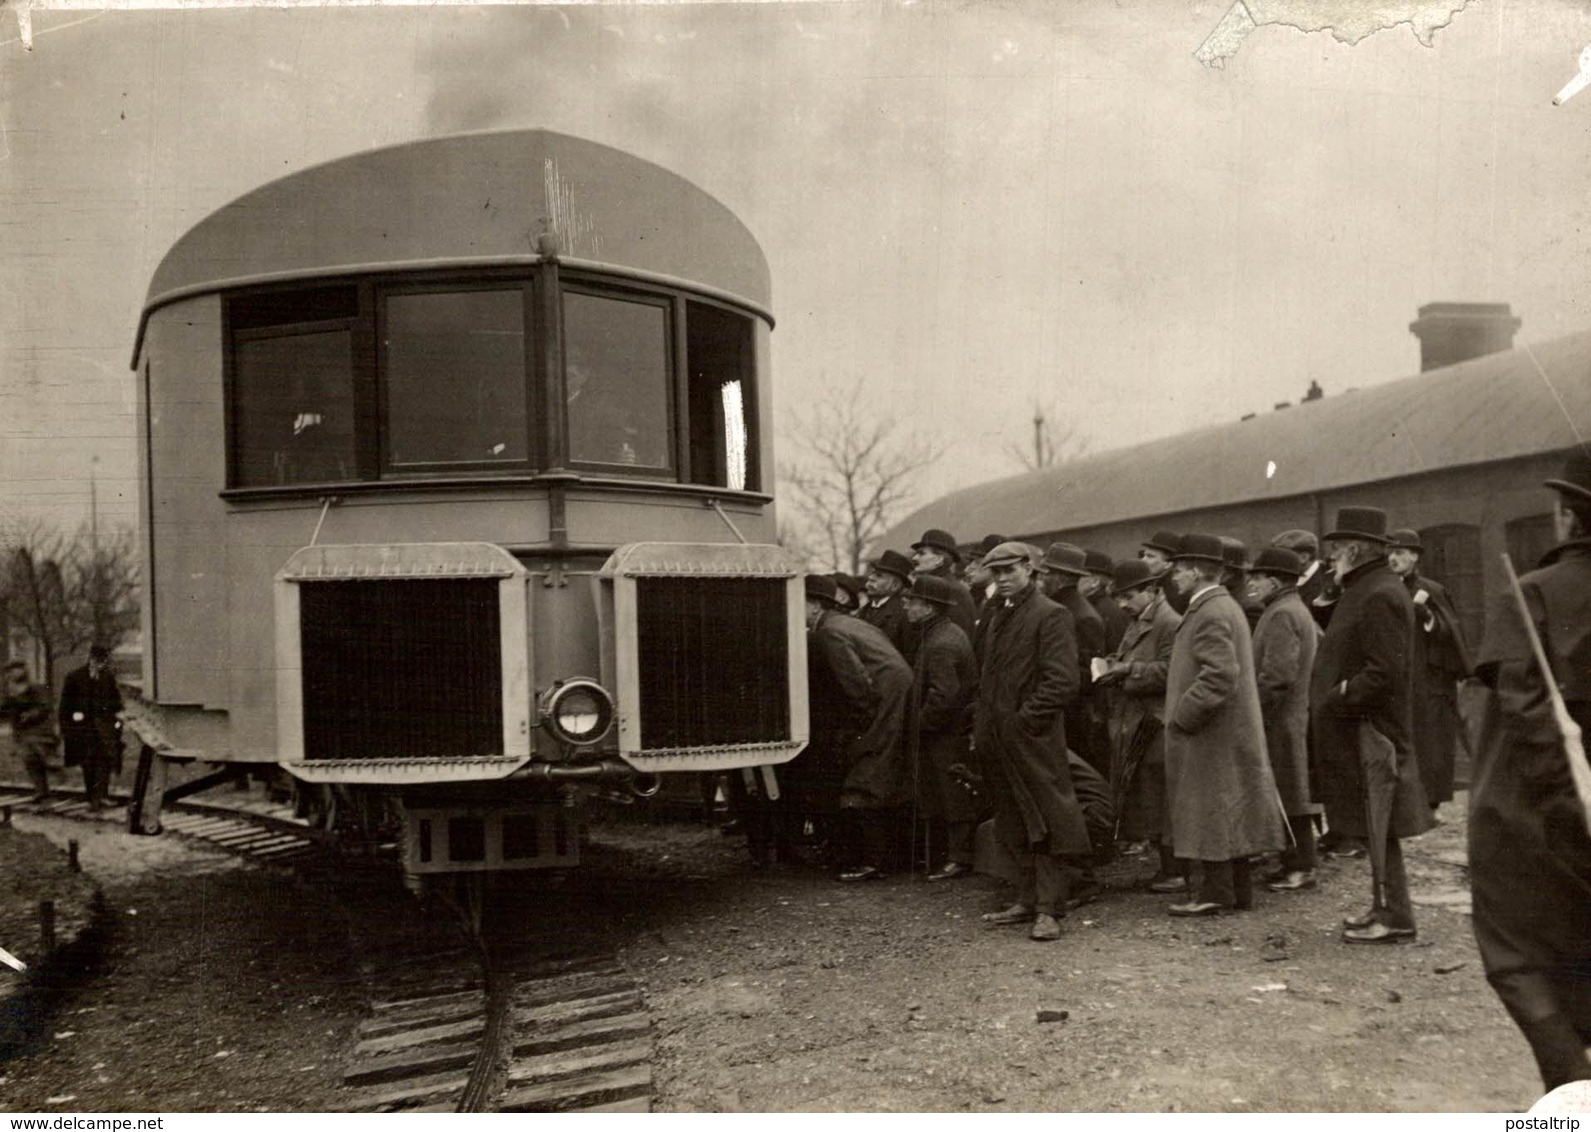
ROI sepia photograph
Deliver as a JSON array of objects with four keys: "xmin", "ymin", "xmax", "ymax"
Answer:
[{"xmin": 1, "ymin": 0, "xmax": 1589, "ymax": 1115}]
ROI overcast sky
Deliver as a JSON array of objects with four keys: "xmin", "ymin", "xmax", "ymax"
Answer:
[{"xmin": 4, "ymin": 0, "xmax": 1591, "ymax": 536}]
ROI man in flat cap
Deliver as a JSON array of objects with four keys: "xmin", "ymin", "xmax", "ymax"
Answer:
[
  {"xmin": 901, "ymin": 574, "xmax": 980, "ymax": 880},
  {"xmin": 1274, "ymin": 528, "xmax": 1337, "ymax": 632},
  {"xmin": 911, "ymin": 528, "xmax": 979, "ymax": 640},
  {"xmin": 1469, "ymin": 450, "xmax": 1591, "ymax": 1089},
  {"xmin": 1096, "ymin": 558, "xmax": 1186, "ymax": 890},
  {"xmin": 804, "ymin": 574, "xmax": 914, "ymax": 882},
  {"xmin": 861, "ymin": 549, "xmax": 915, "ymax": 656},
  {"xmin": 1247, "ymin": 546, "xmax": 1322, "ymax": 891},
  {"xmin": 1081, "ymin": 549, "xmax": 1129, "ymax": 653},
  {"xmin": 1162, "ymin": 534, "xmax": 1288, "ymax": 915},
  {"xmin": 1386, "ymin": 528, "xmax": 1474, "ymax": 813},
  {"xmin": 973, "ymin": 541, "xmax": 1092, "ymax": 941},
  {"xmin": 1038, "ymin": 543, "xmax": 1109, "ymax": 779},
  {"xmin": 1311, "ymin": 507, "xmax": 1434, "ymax": 943}
]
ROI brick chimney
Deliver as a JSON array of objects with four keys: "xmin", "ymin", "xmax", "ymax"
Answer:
[{"xmin": 1408, "ymin": 302, "xmax": 1521, "ymax": 372}]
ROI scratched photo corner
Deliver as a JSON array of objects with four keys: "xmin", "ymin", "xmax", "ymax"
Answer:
[{"xmin": 1, "ymin": 0, "xmax": 1589, "ymax": 1117}]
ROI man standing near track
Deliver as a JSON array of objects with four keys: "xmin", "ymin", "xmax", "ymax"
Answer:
[
  {"xmin": 3, "ymin": 660, "xmax": 57, "ymax": 803},
  {"xmin": 59, "ymin": 644, "xmax": 124, "ymax": 810}
]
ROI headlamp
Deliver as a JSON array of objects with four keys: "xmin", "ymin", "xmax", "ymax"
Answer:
[{"xmin": 540, "ymin": 678, "xmax": 615, "ymax": 746}]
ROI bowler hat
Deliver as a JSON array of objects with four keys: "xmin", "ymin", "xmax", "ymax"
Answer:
[
  {"xmin": 1249, "ymin": 546, "xmax": 1303, "ymax": 578},
  {"xmin": 1387, "ymin": 529, "xmax": 1423, "ymax": 552},
  {"xmin": 1171, "ymin": 533, "xmax": 1226, "ymax": 564},
  {"xmin": 1271, "ymin": 529, "xmax": 1319, "ymax": 557},
  {"xmin": 1323, "ymin": 506, "xmax": 1390, "ymax": 543},
  {"xmin": 1545, "ymin": 449, "xmax": 1591, "ymax": 504},
  {"xmin": 805, "ymin": 574, "xmax": 839, "ymax": 604},
  {"xmin": 976, "ymin": 533, "xmax": 1009, "ymax": 558},
  {"xmin": 1040, "ymin": 542, "xmax": 1089, "ymax": 576},
  {"xmin": 870, "ymin": 549, "xmax": 914, "ymax": 581},
  {"xmin": 1112, "ymin": 559, "xmax": 1158, "ymax": 593},
  {"xmin": 907, "ymin": 574, "xmax": 960, "ymax": 607},
  {"xmin": 1141, "ymin": 530, "xmax": 1181, "ymax": 556},
  {"xmin": 1218, "ymin": 536, "xmax": 1248, "ymax": 571},
  {"xmin": 1083, "ymin": 549, "xmax": 1114, "ymax": 577},
  {"xmin": 833, "ymin": 573, "xmax": 866, "ymax": 602},
  {"xmin": 980, "ymin": 540, "xmax": 1032, "ymax": 570},
  {"xmin": 912, "ymin": 529, "xmax": 960, "ymax": 557}
]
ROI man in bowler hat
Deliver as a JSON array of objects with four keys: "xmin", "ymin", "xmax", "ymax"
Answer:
[
  {"xmin": 861, "ymin": 549, "xmax": 915, "ymax": 656},
  {"xmin": 59, "ymin": 644, "xmax": 124, "ymax": 810},
  {"xmin": 1081, "ymin": 549, "xmax": 1129, "ymax": 652},
  {"xmin": 1038, "ymin": 543, "xmax": 1109, "ymax": 778},
  {"xmin": 910, "ymin": 529, "xmax": 979, "ymax": 639}
]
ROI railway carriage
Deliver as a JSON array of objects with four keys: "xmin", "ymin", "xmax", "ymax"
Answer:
[{"xmin": 128, "ymin": 129, "xmax": 808, "ymax": 883}]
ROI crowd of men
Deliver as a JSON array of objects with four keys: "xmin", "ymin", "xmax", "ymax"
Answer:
[{"xmin": 749, "ymin": 452, "xmax": 1591, "ymax": 1091}]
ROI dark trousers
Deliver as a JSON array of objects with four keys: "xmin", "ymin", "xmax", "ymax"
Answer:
[
  {"xmin": 1015, "ymin": 850, "xmax": 1070, "ymax": 916},
  {"xmin": 82, "ymin": 759, "xmax": 112, "ymax": 805},
  {"xmin": 945, "ymin": 819, "xmax": 976, "ymax": 866},
  {"xmin": 844, "ymin": 808, "xmax": 902, "ymax": 870},
  {"xmin": 1371, "ymin": 835, "xmax": 1415, "ymax": 931},
  {"xmin": 1281, "ymin": 814, "xmax": 1317, "ymax": 872},
  {"xmin": 1197, "ymin": 858, "xmax": 1253, "ymax": 909},
  {"xmin": 1155, "ymin": 843, "xmax": 1190, "ymax": 879},
  {"xmin": 20, "ymin": 738, "xmax": 51, "ymax": 797}
]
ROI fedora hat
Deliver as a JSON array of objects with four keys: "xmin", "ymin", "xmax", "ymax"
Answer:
[
  {"xmin": 1083, "ymin": 549, "xmax": 1114, "ymax": 577},
  {"xmin": 805, "ymin": 574, "xmax": 839, "ymax": 604},
  {"xmin": 1324, "ymin": 506, "xmax": 1391, "ymax": 543},
  {"xmin": 1545, "ymin": 449, "xmax": 1591, "ymax": 504},
  {"xmin": 1249, "ymin": 546, "xmax": 1303, "ymax": 578},
  {"xmin": 1172, "ymin": 532, "xmax": 1226, "ymax": 564},
  {"xmin": 1270, "ymin": 528, "xmax": 1319, "ymax": 557},
  {"xmin": 1040, "ymin": 542, "xmax": 1089, "ymax": 576},
  {"xmin": 980, "ymin": 540, "xmax": 1032, "ymax": 570},
  {"xmin": 911, "ymin": 528, "xmax": 960, "ymax": 557},
  {"xmin": 1218, "ymin": 536, "xmax": 1248, "ymax": 571},
  {"xmin": 1112, "ymin": 559, "xmax": 1158, "ymax": 593},
  {"xmin": 1387, "ymin": 528, "xmax": 1423, "ymax": 552},
  {"xmin": 1141, "ymin": 530, "xmax": 1181, "ymax": 556},
  {"xmin": 907, "ymin": 574, "xmax": 960, "ymax": 607},
  {"xmin": 870, "ymin": 549, "xmax": 914, "ymax": 581}
]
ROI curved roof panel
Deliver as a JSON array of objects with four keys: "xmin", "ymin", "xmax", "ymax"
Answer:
[
  {"xmin": 882, "ymin": 329, "xmax": 1591, "ymax": 548},
  {"xmin": 142, "ymin": 128, "xmax": 770, "ymax": 319}
]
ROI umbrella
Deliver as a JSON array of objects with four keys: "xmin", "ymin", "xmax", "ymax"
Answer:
[
  {"xmin": 1112, "ymin": 714, "xmax": 1162, "ymax": 841},
  {"xmin": 1358, "ymin": 719, "xmax": 1400, "ymax": 912}
]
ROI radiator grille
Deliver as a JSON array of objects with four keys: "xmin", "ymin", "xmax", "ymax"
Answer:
[
  {"xmin": 300, "ymin": 579, "xmax": 501, "ymax": 761},
  {"xmin": 635, "ymin": 576, "xmax": 789, "ymax": 750}
]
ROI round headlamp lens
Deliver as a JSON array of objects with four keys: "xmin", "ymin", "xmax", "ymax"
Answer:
[{"xmin": 555, "ymin": 689, "xmax": 602, "ymax": 737}]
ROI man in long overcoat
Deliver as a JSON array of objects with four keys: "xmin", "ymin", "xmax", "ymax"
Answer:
[
  {"xmin": 1246, "ymin": 547, "xmax": 1322, "ymax": 891},
  {"xmin": 1386, "ymin": 528, "xmax": 1474, "ymax": 810},
  {"xmin": 910, "ymin": 528, "xmax": 979, "ymax": 641},
  {"xmin": 900, "ymin": 574, "xmax": 980, "ymax": 880},
  {"xmin": 1311, "ymin": 507, "xmax": 1435, "ymax": 944},
  {"xmin": 1469, "ymin": 452, "xmax": 1591, "ymax": 1090},
  {"xmin": 973, "ymin": 541, "xmax": 1091, "ymax": 942},
  {"xmin": 1038, "ymin": 543, "xmax": 1108, "ymax": 778},
  {"xmin": 59, "ymin": 645, "xmax": 124, "ymax": 809},
  {"xmin": 805, "ymin": 575, "xmax": 913, "ymax": 882},
  {"xmin": 860, "ymin": 550, "xmax": 915, "ymax": 657},
  {"xmin": 1096, "ymin": 558, "xmax": 1185, "ymax": 890},
  {"xmin": 1163, "ymin": 533, "xmax": 1288, "ymax": 915}
]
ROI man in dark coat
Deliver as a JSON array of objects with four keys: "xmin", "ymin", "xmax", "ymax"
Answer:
[
  {"xmin": 3, "ymin": 660, "xmax": 58, "ymax": 802},
  {"xmin": 901, "ymin": 574, "xmax": 980, "ymax": 880},
  {"xmin": 1275, "ymin": 528, "xmax": 1339, "ymax": 632},
  {"xmin": 806, "ymin": 574, "xmax": 914, "ymax": 882},
  {"xmin": 910, "ymin": 528, "xmax": 979, "ymax": 641},
  {"xmin": 972, "ymin": 541, "xmax": 1091, "ymax": 942},
  {"xmin": 1038, "ymin": 543, "xmax": 1108, "ymax": 779},
  {"xmin": 1081, "ymin": 549, "xmax": 1129, "ymax": 652},
  {"xmin": 860, "ymin": 549, "xmax": 914, "ymax": 656},
  {"xmin": 59, "ymin": 645, "xmax": 124, "ymax": 809},
  {"xmin": 1469, "ymin": 452, "xmax": 1591, "ymax": 1090},
  {"xmin": 1247, "ymin": 547, "xmax": 1322, "ymax": 891},
  {"xmin": 1219, "ymin": 537, "xmax": 1265, "ymax": 630},
  {"xmin": 1311, "ymin": 507, "xmax": 1436, "ymax": 944},
  {"xmin": 1162, "ymin": 534, "xmax": 1288, "ymax": 915},
  {"xmin": 1386, "ymin": 528, "xmax": 1474, "ymax": 810}
]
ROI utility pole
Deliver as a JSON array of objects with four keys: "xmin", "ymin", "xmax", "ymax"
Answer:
[{"xmin": 1032, "ymin": 404, "xmax": 1046, "ymax": 469}]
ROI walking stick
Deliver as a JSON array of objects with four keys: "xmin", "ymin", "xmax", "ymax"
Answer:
[{"xmin": 1502, "ymin": 554, "xmax": 1591, "ymax": 835}]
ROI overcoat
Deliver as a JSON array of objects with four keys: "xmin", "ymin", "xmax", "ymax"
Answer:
[
  {"xmin": 809, "ymin": 610, "xmax": 913, "ymax": 809},
  {"xmin": 860, "ymin": 593, "xmax": 910, "ymax": 657},
  {"xmin": 58, "ymin": 664, "xmax": 123, "ymax": 770},
  {"xmin": 1105, "ymin": 591, "xmax": 1181, "ymax": 840},
  {"xmin": 1053, "ymin": 584, "xmax": 1108, "ymax": 776},
  {"xmin": 1251, "ymin": 587, "xmax": 1321, "ymax": 817},
  {"xmin": 1309, "ymin": 559, "xmax": 1435, "ymax": 841},
  {"xmin": 1469, "ymin": 537, "xmax": 1591, "ymax": 1043},
  {"xmin": 908, "ymin": 613, "xmax": 980, "ymax": 824},
  {"xmin": 1163, "ymin": 585, "xmax": 1288, "ymax": 861},
  {"xmin": 972, "ymin": 584, "xmax": 1091, "ymax": 856},
  {"xmin": 1089, "ymin": 590, "xmax": 1130, "ymax": 654},
  {"xmin": 1403, "ymin": 571, "xmax": 1474, "ymax": 806},
  {"xmin": 919, "ymin": 561, "xmax": 980, "ymax": 643}
]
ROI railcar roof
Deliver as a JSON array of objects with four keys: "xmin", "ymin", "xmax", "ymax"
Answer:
[
  {"xmin": 136, "ymin": 129, "xmax": 770, "ymax": 362},
  {"xmin": 881, "ymin": 328, "xmax": 1591, "ymax": 547}
]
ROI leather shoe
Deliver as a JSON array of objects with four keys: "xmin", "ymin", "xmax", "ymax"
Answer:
[
  {"xmin": 981, "ymin": 904, "xmax": 1035, "ymax": 925},
  {"xmin": 1267, "ymin": 870, "xmax": 1317, "ymax": 892},
  {"xmin": 1343, "ymin": 921, "xmax": 1415, "ymax": 944},
  {"xmin": 1324, "ymin": 844, "xmax": 1367, "ymax": 860},
  {"xmin": 1342, "ymin": 908, "xmax": 1379, "ymax": 930},
  {"xmin": 928, "ymin": 861, "xmax": 973, "ymax": 882},
  {"xmin": 1029, "ymin": 913, "xmax": 1062, "ymax": 941},
  {"xmin": 1259, "ymin": 865, "xmax": 1290, "ymax": 885},
  {"xmin": 1168, "ymin": 900, "xmax": 1225, "ymax": 917},
  {"xmin": 1147, "ymin": 874, "xmax": 1188, "ymax": 893},
  {"xmin": 839, "ymin": 865, "xmax": 884, "ymax": 882}
]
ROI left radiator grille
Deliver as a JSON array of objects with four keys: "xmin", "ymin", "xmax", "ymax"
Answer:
[{"xmin": 634, "ymin": 576, "xmax": 789, "ymax": 751}]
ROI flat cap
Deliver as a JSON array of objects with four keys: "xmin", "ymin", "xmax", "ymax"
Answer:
[
  {"xmin": 980, "ymin": 540, "xmax": 1033, "ymax": 569},
  {"xmin": 1270, "ymin": 529, "xmax": 1319, "ymax": 557}
]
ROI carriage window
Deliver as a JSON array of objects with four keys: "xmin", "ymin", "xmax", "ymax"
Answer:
[
  {"xmin": 563, "ymin": 290, "xmax": 672, "ymax": 472},
  {"xmin": 233, "ymin": 329, "xmax": 357, "ymax": 487},
  {"xmin": 383, "ymin": 289, "xmax": 528, "ymax": 468},
  {"xmin": 686, "ymin": 301, "xmax": 756, "ymax": 490}
]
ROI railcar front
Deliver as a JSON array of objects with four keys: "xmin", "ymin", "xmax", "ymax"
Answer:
[{"xmin": 130, "ymin": 130, "xmax": 808, "ymax": 883}]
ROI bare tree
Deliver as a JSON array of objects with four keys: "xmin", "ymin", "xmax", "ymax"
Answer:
[
  {"xmin": 1005, "ymin": 401, "xmax": 1090, "ymax": 472},
  {"xmin": 779, "ymin": 380, "xmax": 942, "ymax": 575},
  {"xmin": 1, "ymin": 518, "xmax": 140, "ymax": 685}
]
